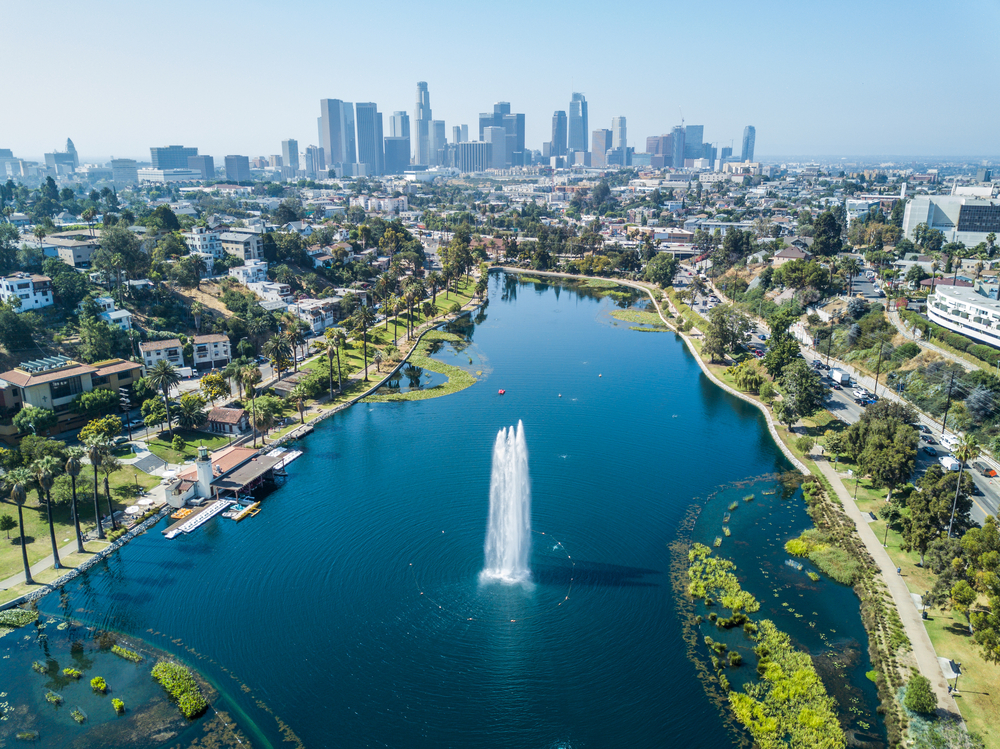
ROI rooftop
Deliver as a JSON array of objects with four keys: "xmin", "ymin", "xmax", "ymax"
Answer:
[
  {"xmin": 208, "ymin": 407, "xmax": 246, "ymax": 424},
  {"xmin": 139, "ymin": 338, "xmax": 182, "ymax": 352}
]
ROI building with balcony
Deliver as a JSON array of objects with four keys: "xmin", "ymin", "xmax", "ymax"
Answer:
[
  {"xmin": 0, "ymin": 355, "xmax": 143, "ymax": 443},
  {"xmin": 288, "ymin": 298, "xmax": 341, "ymax": 334},
  {"xmin": 139, "ymin": 338, "xmax": 184, "ymax": 369},
  {"xmin": 182, "ymin": 226, "xmax": 223, "ymax": 258},
  {"xmin": 927, "ymin": 284, "xmax": 1000, "ymax": 348},
  {"xmin": 193, "ymin": 334, "xmax": 231, "ymax": 371},
  {"xmin": 219, "ymin": 230, "xmax": 263, "ymax": 261},
  {"xmin": 229, "ymin": 260, "xmax": 268, "ymax": 286},
  {"xmin": 0, "ymin": 273, "xmax": 53, "ymax": 311}
]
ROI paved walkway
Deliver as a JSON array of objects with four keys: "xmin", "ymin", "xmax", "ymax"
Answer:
[
  {"xmin": 814, "ymin": 452, "xmax": 962, "ymax": 719},
  {"xmin": 886, "ymin": 307, "xmax": 976, "ymax": 372}
]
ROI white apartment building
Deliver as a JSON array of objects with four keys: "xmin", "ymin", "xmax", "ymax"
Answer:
[
  {"xmin": 288, "ymin": 298, "xmax": 341, "ymax": 334},
  {"xmin": 219, "ymin": 230, "xmax": 263, "ymax": 261},
  {"xmin": 846, "ymin": 199, "xmax": 881, "ymax": 227},
  {"xmin": 927, "ymin": 284, "xmax": 1000, "ymax": 348},
  {"xmin": 247, "ymin": 281, "xmax": 294, "ymax": 304},
  {"xmin": 229, "ymin": 260, "xmax": 268, "ymax": 285},
  {"xmin": 139, "ymin": 338, "xmax": 184, "ymax": 369},
  {"xmin": 0, "ymin": 273, "xmax": 53, "ymax": 312},
  {"xmin": 192, "ymin": 334, "xmax": 231, "ymax": 371},
  {"xmin": 182, "ymin": 226, "xmax": 223, "ymax": 258}
]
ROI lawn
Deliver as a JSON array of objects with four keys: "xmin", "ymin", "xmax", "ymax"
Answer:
[
  {"xmin": 145, "ymin": 430, "xmax": 231, "ymax": 465},
  {"xmin": 1, "ymin": 546, "xmax": 110, "ymax": 604}
]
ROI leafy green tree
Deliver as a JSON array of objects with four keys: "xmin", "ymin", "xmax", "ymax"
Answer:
[
  {"xmin": 13, "ymin": 405, "xmax": 57, "ymax": 436},
  {"xmin": 199, "ymin": 372, "xmax": 230, "ymax": 405},
  {"xmin": 903, "ymin": 673, "xmax": 937, "ymax": 714},
  {"xmin": 0, "ymin": 307, "xmax": 34, "ymax": 352},
  {"xmin": 811, "ymin": 210, "xmax": 843, "ymax": 256},
  {"xmin": 0, "ymin": 514, "xmax": 15, "ymax": 539},
  {"xmin": 72, "ymin": 388, "xmax": 119, "ymax": 419},
  {"xmin": 643, "ymin": 253, "xmax": 678, "ymax": 288},
  {"xmin": 731, "ymin": 360, "xmax": 764, "ymax": 393},
  {"xmin": 778, "ymin": 360, "xmax": 825, "ymax": 422},
  {"xmin": 824, "ymin": 430, "xmax": 849, "ymax": 464},
  {"xmin": 78, "ymin": 415, "xmax": 122, "ymax": 442},
  {"xmin": 146, "ymin": 205, "xmax": 180, "ymax": 233},
  {"xmin": 761, "ymin": 308, "xmax": 800, "ymax": 377}
]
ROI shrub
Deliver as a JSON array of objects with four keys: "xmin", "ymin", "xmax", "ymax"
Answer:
[
  {"xmin": 809, "ymin": 546, "xmax": 863, "ymax": 586},
  {"xmin": 903, "ymin": 673, "xmax": 937, "ymax": 714},
  {"xmin": 91, "ymin": 676, "xmax": 107, "ymax": 693},
  {"xmin": 45, "ymin": 691, "xmax": 62, "ymax": 705},
  {"xmin": 63, "ymin": 668, "xmax": 82, "ymax": 679},
  {"xmin": 151, "ymin": 661, "xmax": 208, "ymax": 719},
  {"xmin": 171, "ymin": 434, "xmax": 186, "ymax": 452},
  {"xmin": 32, "ymin": 661, "xmax": 46, "ymax": 674},
  {"xmin": 728, "ymin": 651, "xmax": 743, "ymax": 667},
  {"xmin": 893, "ymin": 342, "xmax": 920, "ymax": 360},
  {"xmin": 794, "ymin": 436, "xmax": 815, "ymax": 454},
  {"xmin": 71, "ymin": 708, "xmax": 86, "ymax": 723},
  {"xmin": 807, "ymin": 571, "xmax": 820, "ymax": 582},
  {"xmin": 111, "ymin": 645, "xmax": 143, "ymax": 663},
  {"xmin": 112, "ymin": 698, "xmax": 125, "ymax": 715}
]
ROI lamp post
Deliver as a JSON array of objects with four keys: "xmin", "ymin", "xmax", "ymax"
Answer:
[{"xmin": 954, "ymin": 662, "xmax": 962, "ymax": 693}]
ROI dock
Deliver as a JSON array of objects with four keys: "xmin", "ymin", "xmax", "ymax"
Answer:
[
  {"xmin": 267, "ymin": 447, "xmax": 303, "ymax": 470},
  {"xmin": 162, "ymin": 499, "xmax": 232, "ymax": 538},
  {"xmin": 233, "ymin": 501, "xmax": 260, "ymax": 521}
]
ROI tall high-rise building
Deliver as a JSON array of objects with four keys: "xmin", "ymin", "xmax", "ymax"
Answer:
[
  {"xmin": 390, "ymin": 111, "xmax": 410, "ymax": 139},
  {"xmin": 670, "ymin": 126, "xmax": 686, "ymax": 169},
  {"xmin": 383, "ymin": 138, "xmax": 410, "ymax": 174},
  {"xmin": 318, "ymin": 99, "xmax": 357, "ymax": 170},
  {"xmin": 355, "ymin": 103, "xmax": 385, "ymax": 176},
  {"xmin": 304, "ymin": 145, "xmax": 325, "ymax": 179},
  {"xmin": 414, "ymin": 82, "xmax": 433, "ymax": 166},
  {"xmin": 111, "ymin": 158, "xmax": 138, "ymax": 185},
  {"xmin": 66, "ymin": 138, "xmax": 79, "ymax": 168},
  {"xmin": 592, "ymin": 129, "xmax": 612, "ymax": 168},
  {"xmin": 457, "ymin": 141, "xmax": 491, "ymax": 173},
  {"xmin": 551, "ymin": 111, "xmax": 568, "ymax": 157},
  {"xmin": 452, "ymin": 125, "xmax": 469, "ymax": 144},
  {"xmin": 483, "ymin": 127, "xmax": 506, "ymax": 170},
  {"xmin": 568, "ymin": 93, "xmax": 588, "ymax": 153},
  {"xmin": 430, "ymin": 120, "xmax": 447, "ymax": 166},
  {"xmin": 741, "ymin": 126, "xmax": 756, "ymax": 162},
  {"xmin": 224, "ymin": 155, "xmax": 250, "ymax": 182},
  {"xmin": 281, "ymin": 139, "xmax": 300, "ymax": 173},
  {"xmin": 151, "ymin": 145, "xmax": 198, "ymax": 170},
  {"xmin": 720, "ymin": 146, "xmax": 733, "ymax": 161},
  {"xmin": 477, "ymin": 103, "xmax": 524, "ymax": 166},
  {"xmin": 187, "ymin": 155, "xmax": 214, "ymax": 180},
  {"xmin": 611, "ymin": 117, "xmax": 627, "ymax": 152},
  {"xmin": 683, "ymin": 125, "xmax": 703, "ymax": 160}
]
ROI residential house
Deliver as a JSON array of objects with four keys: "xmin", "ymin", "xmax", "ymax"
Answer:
[
  {"xmin": 771, "ymin": 246, "xmax": 813, "ymax": 267},
  {"xmin": 288, "ymin": 298, "xmax": 341, "ymax": 334},
  {"xmin": 219, "ymin": 230, "xmax": 263, "ymax": 261},
  {"xmin": 140, "ymin": 338, "xmax": 184, "ymax": 369},
  {"xmin": 0, "ymin": 355, "xmax": 143, "ymax": 443},
  {"xmin": 229, "ymin": 260, "xmax": 268, "ymax": 285},
  {"xmin": 206, "ymin": 407, "xmax": 249, "ymax": 435},
  {"xmin": 192, "ymin": 334, "xmax": 231, "ymax": 371},
  {"xmin": 282, "ymin": 222, "xmax": 314, "ymax": 238},
  {"xmin": 182, "ymin": 226, "xmax": 223, "ymax": 258},
  {"xmin": 47, "ymin": 235, "xmax": 99, "ymax": 267},
  {"xmin": 0, "ymin": 273, "xmax": 53, "ymax": 311},
  {"xmin": 247, "ymin": 281, "xmax": 294, "ymax": 304}
]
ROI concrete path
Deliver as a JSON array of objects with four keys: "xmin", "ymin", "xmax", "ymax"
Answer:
[{"xmin": 813, "ymin": 452, "xmax": 962, "ymax": 719}]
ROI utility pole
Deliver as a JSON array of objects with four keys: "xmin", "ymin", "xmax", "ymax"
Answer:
[
  {"xmin": 826, "ymin": 320, "xmax": 834, "ymax": 367},
  {"xmin": 873, "ymin": 343, "xmax": 885, "ymax": 398},
  {"xmin": 940, "ymin": 371, "xmax": 956, "ymax": 437}
]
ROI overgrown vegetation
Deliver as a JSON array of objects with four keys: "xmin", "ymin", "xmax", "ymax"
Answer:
[{"xmin": 151, "ymin": 660, "xmax": 208, "ymax": 719}]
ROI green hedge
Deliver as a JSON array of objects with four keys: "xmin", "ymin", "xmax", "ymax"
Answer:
[
  {"xmin": 151, "ymin": 661, "xmax": 208, "ymax": 719},
  {"xmin": 900, "ymin": 308, "xmax": 1000, "ymax": 366}
]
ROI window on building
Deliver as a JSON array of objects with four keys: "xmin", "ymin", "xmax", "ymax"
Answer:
[{"xmin": 49, "ymin": 376, "xmax": 83, "ymax": 400}]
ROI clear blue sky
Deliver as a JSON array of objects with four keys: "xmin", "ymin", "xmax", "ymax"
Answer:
[{"xmin": 4, "ymin": 0, "xmax": 998, "ymax": 162}]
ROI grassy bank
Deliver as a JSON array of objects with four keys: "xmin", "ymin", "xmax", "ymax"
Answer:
[
  {"xmin": 363, "ymin": 331, "xmax": 477, "ymax": 403},
  {"xmin": 145, "ymin": 430, "xmax": 231, "ymax": 464}
]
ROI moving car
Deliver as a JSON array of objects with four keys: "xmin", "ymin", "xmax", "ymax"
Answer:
[{"xmin": 922, "ymin": 445, "xmax": 936, "ymax": 456}]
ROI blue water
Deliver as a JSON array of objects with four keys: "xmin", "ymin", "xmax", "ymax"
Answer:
[{"xmin": 5, "ymin": 272, "xmax": 879, "ymax": 748}]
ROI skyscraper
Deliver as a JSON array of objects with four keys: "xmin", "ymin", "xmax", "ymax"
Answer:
[
  {"xmin": 304, "ymin": 145, "xmax": 325, "ymax": 178},
  {"xmin": 483, "ymin": 127, "xmax": 506, "ymax": 170},
  {"xmin": 318, "ymin": 99, "xmax": 357, "ymax": 171},
  {"xmin": 414, "ymin": 82, "xmax": 433, "ymax": 166},
  {"xmin": 282, "ymin": 139, "xmax": 300, "ymax": 173},
  {"xmin": 66, "ymin": 138, "xmax": 79, "ymax": 168},
  {"xmin": 383, "ymin": 138, "xmax": 410, "ymax": 174},
  {"xmin": 187, "ymin": 155, "xmax": 214, "ymax": 180},
  {"xmin": 151, "ymin": 145, "xmax": 198, "ymax": 170},
  {"xmin": 551, "ymin": 111, "xmax": 568, "ymax": 157},
  {"xmin": 355, "ymin": 103, "xmax": 385, "ymax": 176},
  {"xmin": 224, "ymin": 155, "xmax": 250, "ymax": 182},
  {"xmin": 430, "ymin": 120, "xmax": 446, "ymax": 166},
  {"xmin": 720, "ymin": 146, "xmax": 733, "ymax": 161},
  {"xmin": 671, "ymin": 126, "xmax": 686, "ymax": 169},
  {"xmin": 683, "ymin": 125, "xmax": 703, "ymax": 160},
  {"xmin": 611, "ymin": 117, "xmax": 627, "ymax": 151},
  {"xmin": 568, "ymin": 93, "xmax": 588, "ymax": 153},
  {"xmin": 741, "ymin": 126, "xmax": 756, "ymax": 162},
  {"xmin": 592, "ymin": 129, "xmax": 612, "ymax": 168},
  {"xmin": 390, "ymin": 111, "xmax": 410, "ymax": 139}
]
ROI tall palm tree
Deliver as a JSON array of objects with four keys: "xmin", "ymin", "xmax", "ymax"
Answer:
[
  {"xmin": 840, "ymin": 257, "xmax": 862, "ymax": 297},
  {"xmin": 263, "ymin": 333, "xmax": 292, "ymax": 381},
  {"xmin": 948, "ymin": 435, "xmax": 981, "ymax": 538},
  {"xmin": 177, "ymin": 394, "xmax": 207, "ymax": 429},
  {"xmin": 6, "ymin": 468, "xmax": 34, "ymax": 585},
  {"xmin": 81, "ymin": 208, "xmax": 97, "ymax": 237},
  {"xmin": 31, "ymin": 455, "xmax": 63, "ymax": 569},
  {"xmin": 311, "ymin": 334, "xmax": 340, "ymax": 398},
  {"xmin": 65, "ymin": 453, "xmax": 85, "ymax": 553},
  {"xmin": 191, "ymin": 301, "xmax": 205, "ymax": 333},
  {"xmin": 222, "ymin": 359, "xmax": 243, "ymax": 398},
  {"xmin": 85, "ymin": 436, "xmax": 117, "ymax": 532},
  {"xmin": 285, "ymin": 324, "xmax": 307, "ymax": 373},
  {"xmin": 288, "ymin": 384, "xmax": 309, "ymax": 425},
  {"xmin": 372, "ymin": 350, "xmax": 384, "ymax": 373},
  {"xmin": 146, "ymin": 360, "xmax": 181, "ymax": 438},
  {"xmin": 349, "ymin": 306, "xmax": 376, "ymax": 381},
  {"xmin": 239, "ymin": 366, "xmax": 262, "ymax": 447},
  {"xmin": 427, "ymin": 271, "xmax": 442, "ymax": 305},
  {"xmin": 99, "ymin": 454, "xmax": 122, "ymax": 521},
  {"xmin": 391, "ymin": 295, "xmax": 406, "ymax": 341}
]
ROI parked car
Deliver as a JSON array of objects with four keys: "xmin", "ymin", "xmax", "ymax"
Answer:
[
  {"xmin": 922, "ymin": 445, "xmax": 936, "ymax": 456},
  {"xmin": 918, "ymin": 424, "xmax": 931, "ymax": 434},
  {"xmin": 126, "ymin": 419, "xmax": 145, "ymax": 429}
]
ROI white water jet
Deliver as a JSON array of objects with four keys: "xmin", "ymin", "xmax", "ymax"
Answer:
[{"xmin": 480, "ymin": 420, "xmax": 532, "ymax": 584}]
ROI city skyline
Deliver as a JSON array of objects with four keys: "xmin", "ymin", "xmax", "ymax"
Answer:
[{"xmin": 3, "ymin": 0, "xmax": 999, "ymax": 161}]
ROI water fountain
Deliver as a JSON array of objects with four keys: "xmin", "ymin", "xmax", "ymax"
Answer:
[{"xmin": 480, "ymin": 420, "xmax": 532, "ymax": 584}]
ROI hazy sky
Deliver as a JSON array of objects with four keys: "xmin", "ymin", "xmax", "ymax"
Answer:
[{"xmin": 4, "ymin": 0, "xmax": 998, "ymax": 163}]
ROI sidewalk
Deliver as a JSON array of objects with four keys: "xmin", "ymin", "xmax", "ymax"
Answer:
[{"xmin": 813, "ymin": 451, "xmax": 962, "ymax": 720}]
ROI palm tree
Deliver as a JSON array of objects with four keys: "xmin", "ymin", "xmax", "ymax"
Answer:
[
  {"xmin": 31, "ymin": 455, "xmax": 63, "ymax": 569},
  {"xmin": 285, "ymin": 324, "xmax": 307, "ymax": 373},
  {"xmin": 99, "ymin": 454, "xmax": 122, "ymax": 522},
  {"xmin": 85, "ymin": 436, "xmax": 117, "ymax": 532},
  {"xmin": 65, "ymin": 453, "xmax": 85, "ymax": 553},
  {"xmin": 146, "ymin": 360, "xmax": 181, "ymax": 438},
  {"xmin": 191, "ymin": 301, "xmax": 205, "ymax": 333},
  {"xmin": 349, "ymin": 306, "xmax": 377, "ymax": 380},
  {"xmin": 6, "ymin": 468, "xmax": 34, "ymax": 585},
  {"xmin": 222, "ymin": 359, "xmax": 243, "ymax": 398},
  {"xmin": 840, "ymin": 257, "xmax": 862, "ymax": 297},
  {"xmin": 81, "ymin": 208, "xmax": 97, "ymax": 237},
  {"xmin": 948, "ymin": 435, "xmax": 981, "ymax": 538},
  {"xmin": 288, "ymin": 384, "xmax": 309, "ymax": 424},
  {"xmin": 391, "ymin": 295, "xmax": 406, "ymax": 341},
  {"xmin": 427, "ymin": 271, "xmax": 442, "ymax": 305},
  {"xmin": 239, "ymin": 366, "xmax": 262, "ymax": 446},
  {"xmin": 264, "ymin": 333, "xmax": 292, "ymax": 382},
  {"xmin": 372, "ymin": 350, "xmax": 384, "ymax": 373},
  {"xmin": 177, "ymin": 395, "xmax": 207, "ymax": 429},
  {"xmin": 311, "ymin": 334, "xmax": 341, "ymax": 398}
]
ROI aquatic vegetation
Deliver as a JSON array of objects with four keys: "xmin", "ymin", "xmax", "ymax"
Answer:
[
  {"xmin": 784, "ymin": 529, "xmax": 828, "ymax": 557},
  {"xmin": 151, "ymin": 660, "xmax": 208, "ymax": 719},
  {"xmin": 713, "ymin": 536, "xmax": 722, "ymax": 547},
  {"xmin": 62, "ymin": 668, "xmax": 82, "ymax": 679},
  {"xmin": 728, "ymin": 651, "xmax": 743, "ymax": 667},
  {"xmin": 0, "ymin": 609, "xmax": 37, "ymax": 628},
  {"xmin": 70, "ymin": 708, "xmax": 86, "ymax": 724},
  {"xmin": 729, "ymin": 620, "xmax": 845, "ymax": 749},
  {"xmin": 90, "ymin": 676, "xmax": 107, "ymax": 693},
  {"xmin": 807, "ymin": 572, "xmax": 820, "ymax": 582},
  {"xmin": 112, "ymin": 697, "xmax": 125, "ymax": 714},
  {"xmin": 687, "ymin": 544, "xmax": 760, "ymax": 616},
  {"xmin": 111, "ymin": 645, "xmax": 143, "ymax": 663},
  {"xmin": 45, "ymin": 691, "xmax": 62, "ymax": 705},
  {"xmin": 723, "ymin": 526, "xmax": 731, "ymax": 537},
  {"xmin": 31, "ymin": 661, "xmax": 46, "ymax": 674},
  {"xmin": 743, "ymin": 494, "xmax": 755, "ymax": 503},
  {"xmin": 16, "ymin": 730, "xmax": 39, "ymax": 741},
  {"xmin": 728, "ymin": 502, "xmax": 739, "ymax": 511},
  {"xmin": 808, "ymin": 547, "xmax": 862, "ymax": 586}
]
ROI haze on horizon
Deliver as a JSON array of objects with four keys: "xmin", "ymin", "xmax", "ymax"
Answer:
[{"xmin": 4, "ymin": 0, "xmax": 998, "ymax": 163}]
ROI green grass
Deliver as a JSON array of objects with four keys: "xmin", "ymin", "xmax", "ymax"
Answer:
[
  {"xmin": 610, "ymin": 309, "xmax": 666, "ymax": 327},
  {"xmin": 363, "ymin": 344, "xmax": 476, "ymax": 403},
  {"xmin": 145, "ymin": 430, "xmax": 231, "ymax": 464}
]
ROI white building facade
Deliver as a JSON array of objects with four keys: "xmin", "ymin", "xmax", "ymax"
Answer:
[
  {"xmin": 927, "ymin": 284, "xmax": 1000, "ymax": 348},
  {"xmin": 0, "ymin": 273, "xmax": 53, "ymax": 311}
]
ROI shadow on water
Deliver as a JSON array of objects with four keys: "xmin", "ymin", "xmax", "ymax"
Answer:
[{"xmin": 535, "ymin": 559, "xmax": 662, "ymax": 588}]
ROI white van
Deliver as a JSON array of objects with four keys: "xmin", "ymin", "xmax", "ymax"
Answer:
[
  {"xmin": 941, "ymin": 434, "xmax": 960, "ymax": 450},
  {"xmin": 939, "ymin": 455, "xmax": 961, "ymax": 472}
]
